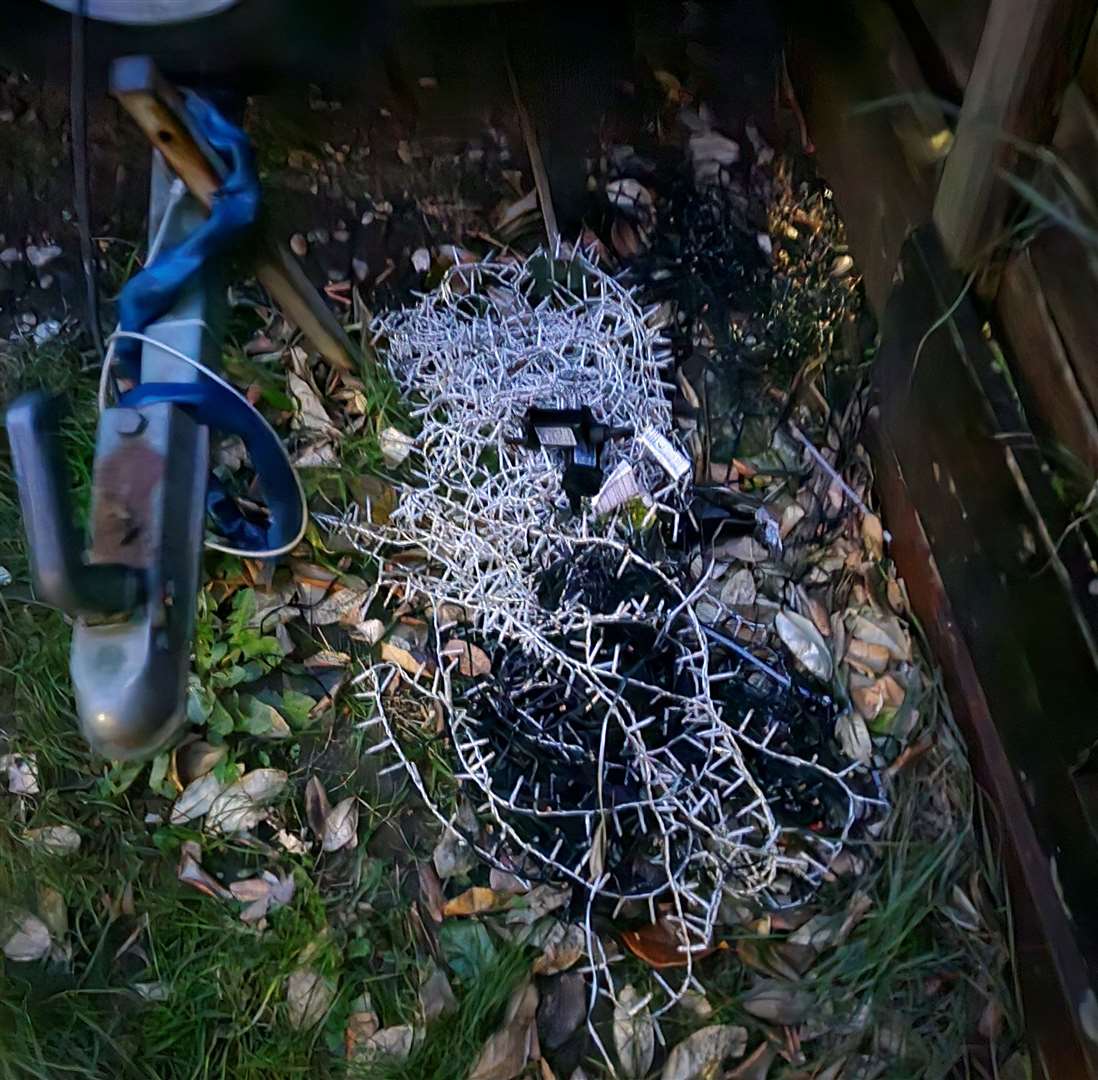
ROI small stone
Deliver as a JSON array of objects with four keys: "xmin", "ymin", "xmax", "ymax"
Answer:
[
  {"xmin": 830, "ymin": 254, "xmax": 855, "ymax": 277},
  {"xmin": 360, "ymin": 210, "xmax": 375, "ymax": 226},
  {"xmin": 36, "ymin": 272, "xmax": 54, "ymax": 290},
  {"xmin": 333, "ymin": 223, "xmax": 351, "ymax": 243},
  {"xmin": 25, "ymin": 244, "xmax": 61, "ymax": 270},
  {"xmin": 290, "ymin": 233, "xmax": 308, "ymax": 257},
  {"xmin": 18, "ymin": 312, "xmax": 37, "ymax": 329},
  {"xmin": 411, "ymin": 248, "xmax": 431, "ymax": 274},
  {"xmin": 352, "ymin": 257, "xmax": 369, "ymax": 282},
  {"xmin": 1, "ymin": 246, "xmax": 22, "ymax": 265},
  {"xmin": 33, "ymin": 319, "xmax": 61, "ymax": 344}
]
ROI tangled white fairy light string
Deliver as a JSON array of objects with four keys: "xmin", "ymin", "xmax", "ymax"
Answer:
[{"xmin": 321, "ymin": 249, "xmax": 886, "ymax": 1043}]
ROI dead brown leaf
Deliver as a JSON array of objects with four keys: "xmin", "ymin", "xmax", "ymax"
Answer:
[
  {"xmin": 286, "ymin": 967, "xmax": 337, "ymax": 1030},
  {"xmin": 380, "ymin": 639, "xmax": 435, "ymax": 678},
  {"xmin": 661, "ymin": 1024, "xmax": 747, "ymax": 1080},
  {"xmin": 469, "ymin": 979, "xmax": 539, "ymax": 1080},
  {"xmin": 861, "ymin": 513, "xmax": 885, "ymax": 560},
  {"xmin": 321, "ymin": 796, "xmax": 359, "ymax": 852},
  {"xmin": 176, "ymin": 841, "xmax": 232, "ymax": 901},
  {"xmin": 844, "ymin": 638, "xmax": 891, "ymax": 676},
  {"xmin": 740, "ymin": 981, "xmax": 812, "ymax": 1025},
  {"xmin": 532, "ymin": 922, "xmax": 585, "ymax": 976},
  {"xmin": 305, "ymin": 776, "xmax": 331, "ymax": 837},
  {"xmin": 440, "ymin": 638, "xmax": 492, "ymax": 678},
  {"xmin": 417, "ymin": 862, "xmax": 446, "ymax": 924},
  {"xmin": 621, "ymin": 919, "xmax": 726, "ymax": 970},
  {"xmin": 728, "ymin": 1042, "xmax": 777, "ymax": 1079},
  {"xmin": 443, "ymin": 887, "xmax": 512, "ymax": 918}
]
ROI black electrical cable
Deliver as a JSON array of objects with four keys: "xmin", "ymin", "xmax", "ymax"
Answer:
[{"xmin": 71, "ymin": 0, "xmax": 105, "ymax": 362}]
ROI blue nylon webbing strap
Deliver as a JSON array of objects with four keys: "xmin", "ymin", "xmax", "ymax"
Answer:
[
  {"xmin": 119, "ymin": 381, "xmax": 299, "ymax": 551},
  {"xmin": 113, "ymin": 93, "xmax": 301, "ymax": 555},
  {"xmin": 115, "ymin": 93, "xmax": 259, "ymax": 378}
]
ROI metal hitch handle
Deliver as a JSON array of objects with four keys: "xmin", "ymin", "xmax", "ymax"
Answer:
[{"xmin": 6, "ymin": 392, "xmax": 145, "ymax": 617}]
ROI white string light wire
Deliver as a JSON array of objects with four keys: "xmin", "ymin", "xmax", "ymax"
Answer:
[{"xmin": 322, "ymin": 248, "xmax": 886, "ymax": 1054}]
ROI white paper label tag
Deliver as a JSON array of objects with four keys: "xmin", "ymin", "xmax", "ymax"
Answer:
[
  {"xmin": 593, "ymin": 461, "xmax": 641, "ymax": 515},
  {"xmin": 535, "ymin": 425, "xmax": 577, "ymax": 448},
  {"xmin": 639, "ymin": 427, "xmax": 691, "ymax": 480}
]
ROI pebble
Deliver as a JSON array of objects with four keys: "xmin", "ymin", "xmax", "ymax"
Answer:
[
  {"xmin": 332, "ymin": 221, "xmax": 351, "ymax": 243},
  {"xmin": 830, "ymin": 254, "xmax": 855, "ymax": 277},
  {"xmin": 33, "ymin": 319, "xmax": 61, "ymax": 344},
  {"xmin": 360, "ymin": 210, "xmax": 375, "ymax": 226},
  {"xmin": 289, "ymin": 233, "xmax": 308, "ymax": 257},
  {"xmin": 352, "ymin": 257, "xmax": 369, "ymax": 282},
  {"xmin": 26, "ymin": 244, "xmax": 61, "ymax": 269},
  {"xmin": 0, "ymin": 246, "xmax": 22, "ymax": 264},
  {"xmin": 36, "ymin": 272, "xmax": 54, "ymax": 290},
  {"xmin": 411, "ymin": 248, "xmax": 431, "ymax": 274},
  {"xmin": 18, "ymin": 311, "xmax": 37, "ymax": 328}
]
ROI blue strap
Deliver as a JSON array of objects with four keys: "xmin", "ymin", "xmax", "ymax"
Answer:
[
  {"xmin": 115, "ymin": 93, "xmax": 260, "ymax": 378},
  {"xmin": 120, "ymin": 381, "xmax": 300, "ymax": 551},
  {"xmin": 113, "ymin": 94, "xmax": 301, "ymax": 555}
]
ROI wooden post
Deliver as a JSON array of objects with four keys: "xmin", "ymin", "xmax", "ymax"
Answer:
[{"xmin": 934, "ymin": 0, "xmax": 1098, "ymax": 268}]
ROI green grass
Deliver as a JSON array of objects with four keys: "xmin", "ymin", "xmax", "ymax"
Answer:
[{"xmin": 0, "ymin": 337, "xmax": 460, "ymax": 1080}]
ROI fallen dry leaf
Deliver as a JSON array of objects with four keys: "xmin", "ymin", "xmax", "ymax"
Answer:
[
  {"xmin": 305, "ymin": 776, "xmax": 331, "ymax": 837},
  {"xmin": 851, "ymin": 680, "xmax": 886, "ymax": 722},
  {"xmin": 177, "ymin": 840, "xmax": 233, "ymax": 901},
  {"xmin": 176, "ymin": 740, "xmax": 227, "ymax": 785},
  {"xmin": 1, "ymin": 753, "xmax": 39, "ymax": 795},
  {"xmin": 776, "ymin": 609, "xmax": 832, "ymax": 681},
  {"xmin": 171, "ymin": 772, "xmax": 227, "ymax": 825},
  {"xmin": 356, "ymin": 1024, "xmax": 415, "ymax": 1062},
  {"xmin": 720, "ymin": 568, "xmax": 756, "ymax": 608},
  {"xmin": 440, "ymin": 638, "xmax": 492, "ymax": 677},
  {"xmin": 37, "ymin": 886, "xmax": 67, "ymax": 941},
  {"xmin": 850, "ymin": 613, "xmax": 911, "ymax": 663},
  {"xmin": 2, "ymin": 911, "xmax": 51, "ymax": 962},
  {"xmin": 614, "ymin": 984, "xmax": 655, "ymax": 1079},
  {"xmin": 321, "ymin": 796, "xmax": 359, "ymax": 853},
  {"xmin": 380, "ymin": 639, "xmax": 435, "ymax": 678},
  {"xmin": 835, "ymin": 712, "xmax": 873, "ymax": 765},
  {"xmin": 286, "ymin": 967, "xmax": 337, "ymax": 1030},
  {"xmin": 728, "ymin": 1042, "xmax": 777, "ymax": 1079},
  {"xmin": 433, "ymin": 826, "xmax": 475, "ymax": 880},
  {"xmin": 380, "ymin": 426, "xmax": 416, "ymax": 467},
  {"xmin": 443, "ymin": 886, "xmax": 512, "ymax": 918},
  {"xmin": 288, "ymin": 372, "xmax": 338, "ymax": 439},
  {"xmin": 207, "ymin": 769, "xmax": 287, "ymax": 834},
  {"xmin": 469, "ymin": 979, "xmax": 539, "ymax": 1080},
  {"xmin": 621, "ymin": 919, "xmax": 725, "ymax": 969},
  {"xmin": 420, "ymin": 964, "xmax": 458, "ymax": 1022},
  {"xmin": 417, "ymin": 861, "xmax": 446, "ymax": 923},
  {"xmin": 25, "ymin": 824, "xmax": 81, "ymax": 854},
  {"xmin": 661, "ymin": 1024, "xmax": 747, "ymax": 1080},
  {"xmin": 532, "ymin": 922, "xmax": 585, "ymax": 976},
  {"xmin": 344, "ymin": 993, "xmax": 380, "ymax": 1056},
  {"xmin": 844, "ymin": 638, "xmax": 891, "ymax": 676},
  {"xmin": 740, "ymin": 981, "xmax": 812, "ymax": 1026},
  {"xmin": 862, "ymin": 513, "xmax": 885, "ymax": 560}
]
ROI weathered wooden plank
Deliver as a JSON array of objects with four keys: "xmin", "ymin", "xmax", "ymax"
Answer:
[
  {"xmin": 865, "ymin": 417, "xmax": 1098, "ymax": 1080},
  {"xmin": 1020, "ymin": 84, "xmax": 1098, "ymax": 431},
  {"xmin": 933, "ymin": 0, "xmax": 1097, "ymax": 268},
  {"xmin": 907, "ymin": 0, "xmax": 990, "ymax": 92},
  {"xmin": 997, "ymin": 247, "xmax": 1098, "ymax": 476},
  {"xmin": 785, "ymin": 0, "xmax": 947, "ymax": 313},
  {"xmin": 871, "ymin": 227, "xmax": 1098, "ymax": 1075}
]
